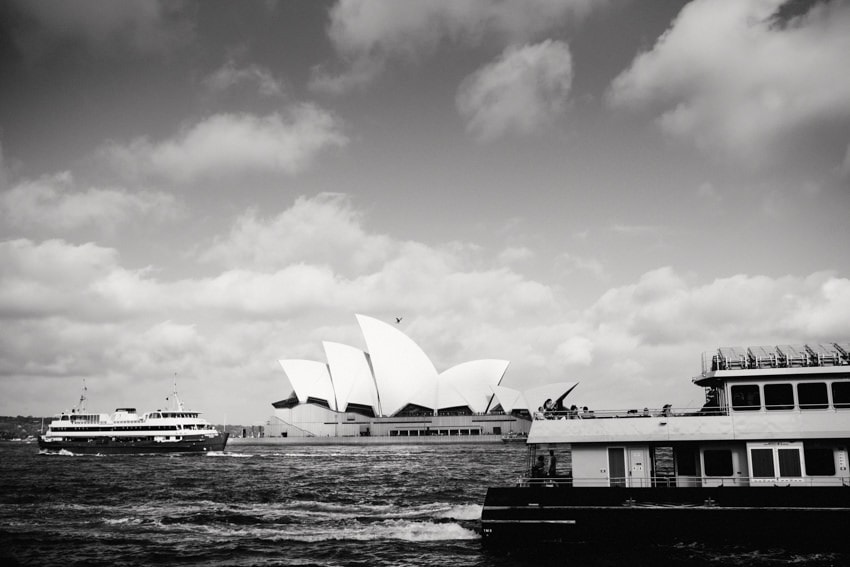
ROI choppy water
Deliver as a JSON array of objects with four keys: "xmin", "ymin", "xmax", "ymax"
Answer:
[{"xmin": 0, "ymin": 441, "xmax": 845, "ymax": 566}]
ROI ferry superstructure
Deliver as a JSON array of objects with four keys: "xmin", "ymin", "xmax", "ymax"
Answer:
[
  {"xmin": 38, "ymin": 386, "xmax": 229, "ymax": 454},
  {"xmin": 481, "ymin": 342, "xmax": 850, "ymax": 547}
]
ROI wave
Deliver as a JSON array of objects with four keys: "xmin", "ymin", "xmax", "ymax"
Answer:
[
  {"xmin": 156, "ymin": 518, "xmax": 480, "ymax": 543},
  {"xmin": 37, "ymin": 449, "xmax": 77, "ymax": 457},
  {"xmin": 206, "ymin": 451, "xmax": 253, "ymax": 458}
]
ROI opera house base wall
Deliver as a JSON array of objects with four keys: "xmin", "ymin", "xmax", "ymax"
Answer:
[
  {"xmin": 266, "ymin": 404, "xmax": 531, "ymax": 440},
  {"xmin": 230, "ymin": 435, "xmax": 507, "ymax": 446}
]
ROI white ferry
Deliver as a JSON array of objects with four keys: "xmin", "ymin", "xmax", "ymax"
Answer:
[
  {"xmin": 481, "ymin": 342, "xmax": 850, "ymax": 547},
  {"xmin": 38, "ymin": 385, "xmax": 229, "ymax": 455}
]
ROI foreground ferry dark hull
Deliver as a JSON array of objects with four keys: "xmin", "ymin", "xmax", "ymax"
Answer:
[
  {"xmin": 480, "ymin": 342, "xmax": 850, "ymax": 550},
  {"xmin": 38, "ymin": 432, "xmax": 229, "ymax": 455},
  {"xmin": 482, "ymin": 485, "xmax": 850, "ymax": 547}
]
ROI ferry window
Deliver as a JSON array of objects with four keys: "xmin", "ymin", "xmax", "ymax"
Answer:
[
  {"xmin": 778, "ymin": 449, "xmax": 802, "ymax": 477},
  {"xmin": 703, "ymin": 450, "xmax": 733, "ymax": 477},
  {"xmin": 731, "ymin": 385, "xmax": 761, "ymax": 411},
  {"xmin": 797, "ymin": 383, "xmax": 828, "ymax": 409},
  {"xmin": 750, "ymin": 449, "xmax": 775, "ymax": 478},
  {"xmin": 832, "ymin": 382, "xmax": 850, "ymax": 409},
  {"xmin": 804, "ymin": 448, "xmax": 836, "ymax": 476},
  {"xmin": 675, "ymin": 447, "xmax": 698, "ymax": 476},
  {"xmin": 764, "ymin": 383, "xmax": 794, "ymax": 410}
]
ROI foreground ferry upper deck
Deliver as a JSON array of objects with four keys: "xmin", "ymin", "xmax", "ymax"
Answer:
[
  {"xmin": 38, "ymin": 386, "xmax": 228, "ymax": 454},
  {"xmin": 481, "ymin": 342, "xmax": 850, "ymax": 547}
]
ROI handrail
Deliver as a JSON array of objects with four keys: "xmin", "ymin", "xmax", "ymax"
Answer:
[
  {"xmin": 534, "ymin": 403, "xmax": 850, "ymax": 421},
  {"xmin": 517, "ymin": 474, "xmax": 850, "ymax": 488},
  {"xmin": 534, "ymin": 406, "xmax": 727, "ymax": 420}
]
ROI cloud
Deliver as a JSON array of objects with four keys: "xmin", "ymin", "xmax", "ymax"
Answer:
[
  {"xmin": 100, "ymin": 106, "xmax": 347, "ymax": 184},
  {"xmin": 0, "ymin": 171, "xmax": 179, "ymax": 233},
  {"xmin": 456, "ymin": 40, "xmax": 573, "ymax": 141},
  {"xmin": 608, "ymin": 0, "xmax": 850, "ymax": 167},
  {"xmin": 0, "ymin": 239, "xmax": 135, "ymax": 320},
  {"xmin": 2, "ymin": 195, "xmax": 848, "ymax": 421},
  {"xmin": 313, "ymin": 0, "xmax": 596, "ymax": 93},
  {"xmin": 199, "ymin": 193, "xmax": 392, "ymax": 274},
  {"xmin": 556, "ymin": 252, "xmax": 606, "ymax": 280},
  {"xmin": 588, "ymin": 267, "xmax": 850, "ymax": 346},
  {"xmin": 203, "ymin": 59, "xmax": 285, "ymax": 98},
  {"xmin": 498, "ymin": 246, "xmax": 535, "ymax": 264},
  {"xmin": 8, "ymin": 0, "xmax": 192, "ymax": 57}
]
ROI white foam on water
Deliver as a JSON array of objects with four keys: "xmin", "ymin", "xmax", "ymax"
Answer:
[
  {"xmin": 183, "ymin": 518, "xmax": 480, "ymax": 543},
  {"xmin": 206, "ymin": 451, "xmax": 253, "ymax": 458},
  {"xmin": 434, "ymin": 503, "xmax": 482, "ymax": 520}
]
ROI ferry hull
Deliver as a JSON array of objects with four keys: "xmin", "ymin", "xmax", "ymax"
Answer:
[
  {"xmin": 37, "ymin": 432, "xmax": 229, "ymax": 455},
  {"xmin": 481, "ymin": 486, "xmax": 850, "ymax": 549}
]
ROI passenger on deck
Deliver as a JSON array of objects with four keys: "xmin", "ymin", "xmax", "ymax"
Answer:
[
  {"xmin": 547, "ymin": 450, "xmax": 557, "ymax": 477},
  {"xmin": 543, "ymin": 398, "xmax": 555, "ymax": 419},
  {"xmin": 569, "ymin": 405, "xmax": 578, "ymax": 419},
  {"xmin": 533, "ymin": 407, "xmax": 545, "ymax": 420},
  {"xmin": 531, "ymin": 455, "xmax": 546, "ymax": 478}
]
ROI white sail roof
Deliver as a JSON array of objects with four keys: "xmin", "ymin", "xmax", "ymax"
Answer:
[
  {"xmin": 279, "ymin": 359, "xmax": 337, "ymax": 411},
  {"xmin": 323, "ymin": 341, "xmax": 380, "ymax": 414},
  {"xmin": 356, "ymin": 314, "xmax": 439, "ymax": 416},
  {"xmin": 278, "ymin": 314, "xmax": 512, "ymax": 417},
  {"xmin": 438, "ymin": 360, "xmax": 509, "ymax": 413}
]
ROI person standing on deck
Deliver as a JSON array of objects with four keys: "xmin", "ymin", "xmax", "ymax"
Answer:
[{"xmin": 547, "ymin": 450, "xmax": 557, "ymax": 477}]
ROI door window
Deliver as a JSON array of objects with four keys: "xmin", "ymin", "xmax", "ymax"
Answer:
[
  {"xmin": 778, "ymin": 448, "xmax": 802, "ymax": 477},
  {"xmin": 750, "ymin": 448, "xmax": 775, "ymax": 477},
  {"xmin": 608, "ymin": 447, "xmax": 626, "ymax": 487}
]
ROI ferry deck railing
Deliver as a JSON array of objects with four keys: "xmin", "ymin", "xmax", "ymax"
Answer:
[
  {"xmin": 516, "ymin": 475, "xmax": 850, "ymax": 488},
  {"xmin": 535, "ymin": 405, "xmax": 729, "ymax": 420},
  {"xmin": 702, "ymin": 343, "xmax": 850, "ymax": 373}
]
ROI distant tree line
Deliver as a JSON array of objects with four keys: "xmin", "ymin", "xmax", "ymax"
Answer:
[{"xmin": 0, "ymin": 416, "xmax": 48, "ymax": 440}]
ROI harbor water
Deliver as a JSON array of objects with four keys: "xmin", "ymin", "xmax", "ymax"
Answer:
[{"xmin": 0, "ymin": 441, "xmax": 845, "ymax": 566}]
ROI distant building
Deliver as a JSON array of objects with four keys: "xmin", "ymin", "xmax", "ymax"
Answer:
[{"xmin": 267, "ymin": 314, "xmax": 575, "ymax": 438}]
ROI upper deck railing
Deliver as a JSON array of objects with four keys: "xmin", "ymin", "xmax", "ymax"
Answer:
[
  {"xmin": 534, "ymin": 405, "xmax": 727, "ymax": 420},
  {"xmin": 516, "ymin": 475, "xmax": 850, "ymax": 488},
  {"xmin": 703, "ymin": 343, "xmax": 850, "ymax": 374}
]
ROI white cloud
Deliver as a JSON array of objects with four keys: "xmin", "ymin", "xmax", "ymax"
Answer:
[
  {"xmin": 841, "ymin": 144, "xmax": 850, "ymax": 179},
  {"xmin": 313, "ymin": 0, "xmax": 597, "ymax": 93},
  {"xmin": 608, "ymin": 0, "xmax": 850, "ymax": 166},
  {"xmin": 456, "ymin": 40, "xmax": 573, "ymax": 141},
  {"xmin": 203, "ymin": 59, "xmax": 285, "ymax": 97},
  {"xmin": 199, "ymin": 193, "xmax": 392, "ymax": 274},
  {"xmin": 100, "ymin": 107, "xmax": 347, "ymax": 184},
  {"xmin": 0, "ymin": 171, "xmax": 179, "ymax": 232},
  {"xmin": 498, "ymin": 246, "xmax": 535, "ymax": 264},
  {"xmin": 555, "ymin": 335, "xmax": 594, "ymax": 366},
  {"xmin": 556, "ymin": 252, "xmax": 606, "ymax": 280},
  {"xmin": 2, "ymin": 196, "xmax": 848, "ymax": 422}
]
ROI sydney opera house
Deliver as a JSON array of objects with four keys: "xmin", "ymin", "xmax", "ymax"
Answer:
[{"xmin": 266, "ymin": 314, "xmax": 576, "ymax": 439}]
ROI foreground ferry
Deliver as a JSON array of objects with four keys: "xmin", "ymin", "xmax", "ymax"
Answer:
[
  {"xmin": 481, "ymin": 342, "xmax": 850, "ymax": 547},
  {"xmin": 38, "ymin": 386, "xmax": 229, "ymax": 455}
]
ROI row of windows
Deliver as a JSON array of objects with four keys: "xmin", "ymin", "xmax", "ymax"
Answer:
[
  {"xmin": 151, "ymin": 413, "xmax": 200, "ymax": 419},
  {"xmin": 701, "ymin": 447, "xmax": 836, "ymax": 477},
  {"xmin": 51, "ymin": 426, "xmax": 182, "ymax": 432},
  {"xmin": 731, "ymin": 381, "xmax": 850, "ymax": 411},
  {"xmin": 388, "ymin": 428, "xmax": 482, "ymax": 436}
]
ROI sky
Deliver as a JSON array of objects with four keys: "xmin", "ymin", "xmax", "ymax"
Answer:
[{"xmin": 0, "ymin": 0, "xmax": 849, "ymax": 424}]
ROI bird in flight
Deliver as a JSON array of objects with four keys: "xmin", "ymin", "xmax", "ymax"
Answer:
[{"xmin": 395, "ymin": 317, "xmax": 403, "ymax": 324}]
